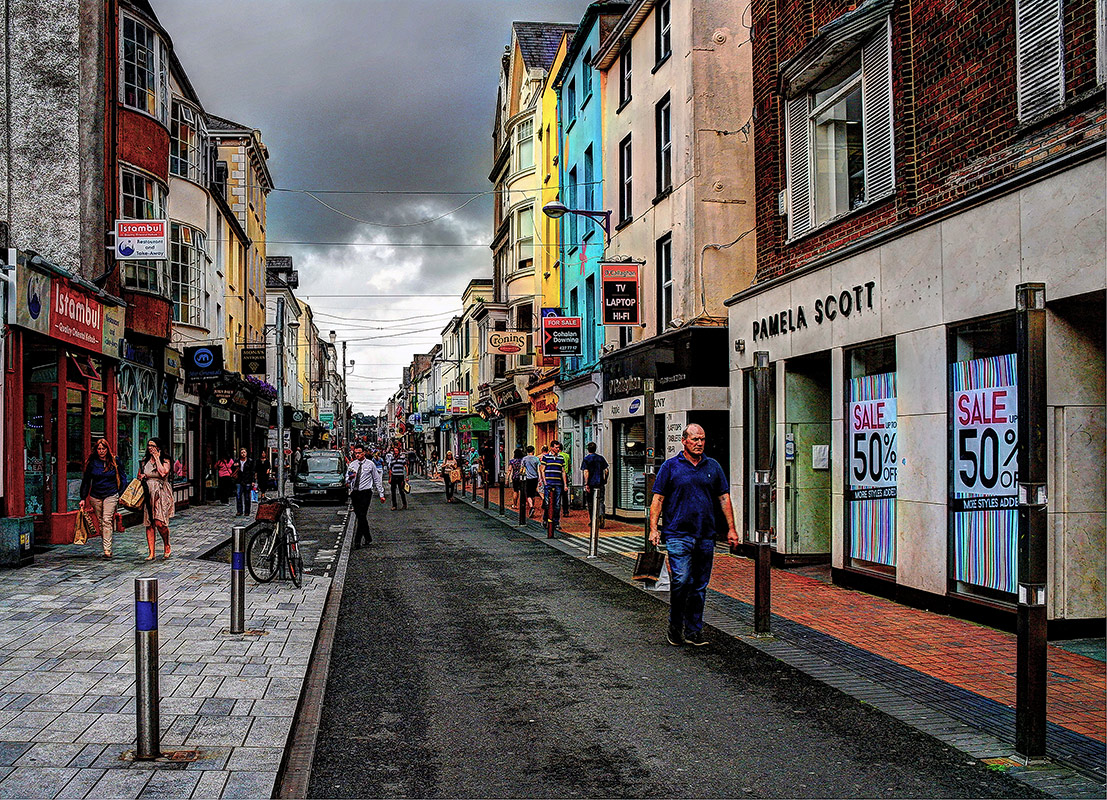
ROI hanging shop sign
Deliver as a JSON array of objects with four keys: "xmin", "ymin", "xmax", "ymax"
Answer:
[
  {"xmin": 184, "ymin": 345, "xmax": 224, "ymax": 382},
  {"xmin": 320, "ymin": 412, "xmax": 334, "ymax": 425},
  {"xmin": 847, "ymin": 397, "xmax": 898, "ymax": 500},
  {"xmin": 241, "ymin": 346, "xmax": 266, "ymax": 375},
  {"xmin": 542, "ymin": 316, "xmax": 583, "ymax": 357},
  {"xmin": 601, "ymin": 262, "xmax": 641, "ymax": 325},
  {"xmin": 447, "ymin": 392, "xmax": 470, "ymax": 414},
  {"xmin": 114, "ymin": 220, "xmax": 167, "ymax": 260},
  {"xmin": 163, "ymin": 347, "xmax": 182, "ymax": 378},
  {"xmin": 487, "ymin": 331, "xmax": 528, "ymax": 355}
]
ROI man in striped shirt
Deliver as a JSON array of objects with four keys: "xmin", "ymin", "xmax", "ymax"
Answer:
[
  {"xmin": 539, "ymin": 440, "xmax": 567, "ymax": 531},
  {"xmin": 388, "ymin": 445, "xmax": 408, "ymax": 510}
]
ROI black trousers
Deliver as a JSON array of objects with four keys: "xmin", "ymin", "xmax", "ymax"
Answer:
[
  {"xmin": 390, "ymin": 476, "xmax": 407, "ymax": 508},
  {"xmin": 350, "ymin": 489, "xmax": 373, "ymax": 546}
]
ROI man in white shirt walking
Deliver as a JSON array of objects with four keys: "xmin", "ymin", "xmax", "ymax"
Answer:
[{"xmin": 346, "ymin": 444, "xmax": 385, "ymax": 549}]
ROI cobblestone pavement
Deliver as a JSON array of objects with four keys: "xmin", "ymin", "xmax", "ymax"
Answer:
[
  {"xmin": 448, "ymin": 481, "xmax": 1106, "ymax": 797},
  {"xmin": 0, "ymin": 499, "xmax": 343, "ymax": 799}
]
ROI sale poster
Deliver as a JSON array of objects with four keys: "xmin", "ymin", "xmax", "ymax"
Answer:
[
  {"xmin": 950, "ymin": 353, "xmax": 1018, "ymax": 594},
  {"xmin": 847, "ymin": 372, "xmax": 897, "ymax": 567}
]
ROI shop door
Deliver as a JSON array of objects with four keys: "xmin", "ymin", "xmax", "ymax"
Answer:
[
  {"xmin": 23, "ymin": 391, "xmax": 56, "ymax": 517},
  {"xmin": 779, "ymin": 354, "xmax": 832, "ymax": 557},
  {"xmin": 745, "ymin": 370, "xmax": 776, "ymax": 544},
  {"xmin": 784, "ymin": 352, "xmax": 832, "ymax": 556}
]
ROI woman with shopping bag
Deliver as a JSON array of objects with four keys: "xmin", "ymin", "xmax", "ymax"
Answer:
[
  {"xmin": 140, "ymin": 438, "xmax": 175, "ymax": 560},
  {"xmin": 78, "ymin": 438, "xmax": 127, "ymax": 558},
  {"xmin": 439, "ymin": 451, "xmax": 460, "ymax": 504}
]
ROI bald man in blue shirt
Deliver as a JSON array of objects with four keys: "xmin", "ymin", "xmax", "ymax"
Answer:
[{"xmin": 649, "ymin": 423, "xmax": 739, "ymax": 646}]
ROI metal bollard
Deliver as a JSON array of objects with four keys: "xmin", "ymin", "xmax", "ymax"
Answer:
[
  {"xmin": 230, "ymin": 526, "xmax": 245, "ymax": 634},
  {"xmin": 484, "ymin": 480, "xmax": 489, "ymax": 509},
  {"xmin": 518, "ymin": 485, "xmax": 527, "ymax": 526},
  {"xmin": 587, "ymin": 489, "xmax": 600, "ymax": 559},
  {"xmin": 460, "ymin": 469, "xmax": 466, "ymax": 497},
  {"xmin": 499, "ymin": 480, "xmax": 505, "ymax": 516},
  {"xmin": 134, "ymin": 578, "xmax": 161, "ymax": 760}
]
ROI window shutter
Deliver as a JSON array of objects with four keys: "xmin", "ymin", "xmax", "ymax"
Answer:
[
  {"xmin": 1016, "ymin": 0, "xmax": 1064, "ymax": 121},
  {"xmin": 785, "ymin": 94, "xmax": 812, "ymax": 238},
  {"xmin": 862, "ymin": 19, "xmax": 895, "ymax": 202}
]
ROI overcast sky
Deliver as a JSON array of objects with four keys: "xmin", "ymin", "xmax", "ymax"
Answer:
[{"xmin": 151, "ymin": 0, "xmax": 587, "ymax": 412}]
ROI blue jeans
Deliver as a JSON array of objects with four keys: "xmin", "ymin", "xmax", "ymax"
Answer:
[
  {"xmin": 665, "ymin": 535, "xmax": 716, "ymax": 636},
  {"xmin": 235, "ymin": 482, "xmax": 252, "ymax": 516},
  {"xmin": 543, "ymin": 485, "xmax": 563, "ymax": 527}
]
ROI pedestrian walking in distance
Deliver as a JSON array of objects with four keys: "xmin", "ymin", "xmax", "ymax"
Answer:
[
  {"xmin": 388, "ymin": 445, "xmax": 408, "ymax": 510},
  {"xmin": 346, "ymin": 444, "xmax": 385, "ymax": 548},
  {"xmin": 79, "ymin": 438, "xmax": 127, "ymax": 559},
  {"xmin": 440, "ymin": 451, "xmax": 459, "ymax": 503},
  {"xmin": 581, "ymin": 441, "xmax": 609, "ymax": 527},
  {"xmin": 522, "ymin": 445, "xmax": 540, "ymax": 518},
  {"xmin": 140, "ymin": 437, "xmax": 175, "ymax": 561},
  {"xmin": 234, "ymin": 447, "xmax": 255, "ymax": 517},
  {"xmin": 539, "ymin": 440, "xmax": 567, "ymax": 532},
  {"xmin": 256, "ymin": 451, "xmax": 273, "ymax": 496},
  {"xmin": 649, "ymin": 424, "xmax": 739, "ymax": 647},
  {"xmin": 216, "ymin": 454, "xmax": 235, "ymax": 504}
]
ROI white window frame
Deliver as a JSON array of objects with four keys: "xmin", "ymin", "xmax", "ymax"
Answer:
[
  {"xmin": 120, "ymin": 14, "xmax": 168, "ymax": 123},
  {"xmin": 657, "ymin": 234, "xmax": 673, "ymax": 329},
  {"xmin": 656, "ymin": 0, "xmax": 672, "ymax": 65},
  {"xmin": 619, "ymin": 47, "xmax": 632, "ymax": 106},
  {"xmin": 170, "ymin": 100, "xmax": 207, "ymax": 183},
  {"xmin": 619, "ymin": 135, "xmax": 633, "ymax": 224},
  {"xmin": 512, "ymin": 205, "xmax": 534, "ymax": 273},
  {"xmin": 1016, "ymin": 0, "xmax": 1065, "ymax": 121},
  {"xmin": 120, "ymin": 168, "xmax": 169, "ymax": 297},
  {"xmin": 514, "ymin": 117, "xmax": 535, "ymax": 172},
  {"xmin": 170, "ymin": 222, "xmax": 206, "ymax": 326},
  {"xmin": 656, "ymin": 94, "xmax": 672, "ymax": 194},
  {"xmin": 785, "ymin": 18, "xmax": 894, "ymax": 240}
]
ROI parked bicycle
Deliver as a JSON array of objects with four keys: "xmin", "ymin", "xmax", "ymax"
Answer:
[{"xmin": 245, "ymin": 496, "xmax": 304, "ymax": 588}]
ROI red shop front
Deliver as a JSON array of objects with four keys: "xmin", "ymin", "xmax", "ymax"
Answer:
[{"xmin": 2, "ymin": 257, "xmax": 125, "ymax": 544}]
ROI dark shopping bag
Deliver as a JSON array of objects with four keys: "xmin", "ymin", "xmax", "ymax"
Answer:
[{"xmin": 632, "ymin": 550, "xmax": 665, "ymax": 582}]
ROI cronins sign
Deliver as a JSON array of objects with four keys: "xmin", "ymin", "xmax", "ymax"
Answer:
[{"xmin": 750, "ymin": 281, "xmax": 877, "ymax": 342}]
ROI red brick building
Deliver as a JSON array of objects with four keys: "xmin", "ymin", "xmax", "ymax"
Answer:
[{"xmin": 726, "ymin": 0, "xmax": 1104, "ymax": 628}]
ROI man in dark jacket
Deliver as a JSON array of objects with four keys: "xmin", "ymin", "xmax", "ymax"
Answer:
[{"xmin": 234, "ymin": 447, "xmax": 255, "ymax": 517}]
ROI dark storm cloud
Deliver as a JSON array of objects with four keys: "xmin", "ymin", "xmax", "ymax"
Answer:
[{"xmin": 151, "ymin": 0, "xmax": 587, "ymax": 409}]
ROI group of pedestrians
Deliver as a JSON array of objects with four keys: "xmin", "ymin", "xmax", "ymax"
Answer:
[
  {"xmin": 213, "ymin": 450, "xmax": 273, "ymax": 515},
  {"xmin": 77, "ymin": 437, "xmax": 174, "ymax": 561}
]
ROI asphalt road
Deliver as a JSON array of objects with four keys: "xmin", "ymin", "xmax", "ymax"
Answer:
[{"xmin": 308, "ymin": 482, "xmax": 1040, "ymax": 799}]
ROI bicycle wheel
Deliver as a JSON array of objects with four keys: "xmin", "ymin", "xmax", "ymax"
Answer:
[
  {"xmin": 246, "ymin": 524, "xmax": 279, "ymax": 583},
  {"xmin": 286, "ymin": 534, "xmax": 303, "ymax": 588}
]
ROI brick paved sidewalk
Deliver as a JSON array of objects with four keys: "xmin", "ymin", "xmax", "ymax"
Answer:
[
  {"xmin": 447, "ymin": 481, "xmax": 1106, "ymax": 793},
  {"xmin": 0, "ymin": 499, "xmax": 338, "ymax": 799}
]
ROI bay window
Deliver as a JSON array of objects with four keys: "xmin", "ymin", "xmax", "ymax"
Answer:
[
  {"xmin": 170, "ymin": 101, "xmax": 207, "ymax": 182},
  {"xmin": 120, "ymin": 170, "xmax": 169, "ymax": 296},
  {"xmin": 170, "ymin": 222, "xmax": 206, "ymax": 326},
  {"xmin": 121, "ymin": 15, "xmax": 168, "ymax": 123}
]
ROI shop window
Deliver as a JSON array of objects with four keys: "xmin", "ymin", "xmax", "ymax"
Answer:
[
  {"xmin": 948, "ymin": 315, "xmax": 1018, "ymax": 601},
  {"xmin": 65, "ymin": 389, "xmax": 85, "ymax": 511},
  {"xmin": 172, "ymin": 403, "xmax": 191, "ymax": 486},
  {"xmin": 785, "ymin": 18, "xmax": 893, "ymax": 238},
  {"xmin": 845, "ymin": 340, "xmax": 897, "ymax": 576},
  {"xmin": 614, "ymin": 417, "xmax": 665, "ymax": 512},
  {"xmin": 118, "ymin": 362, "xmax": 159, "ymax": 480}
]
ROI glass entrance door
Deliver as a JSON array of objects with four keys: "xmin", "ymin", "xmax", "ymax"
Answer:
[{"xmin": 23, "ymin": 392, "xmax": 55, "ymax": 516}]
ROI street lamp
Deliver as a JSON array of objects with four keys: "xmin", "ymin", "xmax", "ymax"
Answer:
[{"xmin": 542, "ymin": 201, "xmax": 612, "ymax": 245}]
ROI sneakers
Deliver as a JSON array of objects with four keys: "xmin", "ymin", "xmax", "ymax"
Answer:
[
  {"xmin": 667, "ymin": 628, "xmax": 685, "ymax": 646},
  {"xmin": 684, "ymin": 632, "xmax": 709, "ymax": 647}
]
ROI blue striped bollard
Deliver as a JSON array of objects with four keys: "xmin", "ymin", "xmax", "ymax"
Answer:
[
  {"xmin": 134, "ymin": 577, "xmax": 160, "ymax": 760},
  {"xmin": 231, "ymin": 526, "xmax": 245, "ymax": 634}
]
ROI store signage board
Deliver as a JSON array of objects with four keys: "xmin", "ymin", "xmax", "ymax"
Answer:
[
  {"xmin": 13, "ymin": 261, "xmax": 123, "ymax": 357},
  {"xmin": 241, "ymin": 346, "xmax": 266, "ymax": 375},
  {"xmin": 487, "ymin": 331, "xmax": 528, "ymax": 355},
  {"xmin": 114, "ymin": 220, "xmax": 168, "ymax": 260},
  {"xmin": 601, "ymin": 262, "xmax": 641, "ymax": 325},
  {"xmin": 542, "ymin": 316, "xmax": 582, "ymax": 357},
  {"xmin": 447, "ymin": 391, "xmax": 470, "ymax": 414},
  {"xmin": 184, "ymin": 345, "xmax": 224, "ymax": 382}
]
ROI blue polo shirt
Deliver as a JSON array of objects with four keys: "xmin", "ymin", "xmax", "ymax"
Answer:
[{"xmin": 653, "ymin": 452, "xmax": 728, "ymax": 540}]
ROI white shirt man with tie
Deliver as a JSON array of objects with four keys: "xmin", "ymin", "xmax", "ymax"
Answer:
[{"xmin": 346, "ymin": 444, "xmax": 385, "ymax": 548}]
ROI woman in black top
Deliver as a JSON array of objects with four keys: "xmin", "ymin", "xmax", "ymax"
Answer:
[{"xmin": 79, "ymin": 438, "xmax": 127, "ymax": 558}]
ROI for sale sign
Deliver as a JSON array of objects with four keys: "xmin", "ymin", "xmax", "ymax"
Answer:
[
  {"xmin": 847, "ymin": 398, "xmax": 897, "ymax": 500},
  {"xmin": 115, "ymin": 220, "xmax": 168, "ymax": 260},
  {"xmin": 601, "ymin": 262, "xmax": 641, "ymax": 325},
  {"xmin": 953, "ymin": 384, "xmax": 1018, "ymax": 501},
  {"xmin": 541, "ymin": 316, "xmax": 582, "ymax": 357}
]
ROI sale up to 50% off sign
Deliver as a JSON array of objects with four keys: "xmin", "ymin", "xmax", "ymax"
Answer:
[{"xmin": 848, "ymin": 397, "xmax": 898, "ymax": 499}]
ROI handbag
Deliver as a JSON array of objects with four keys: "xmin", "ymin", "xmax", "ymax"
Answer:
[
  {"xmin": 118, "ymin": 478, "xmax": 144, "ymax": 509},
  {"xmin": 113, "ymin": 512, "xmax": 125, "ymax": 533},
  {"xmin": 449, "ymin": 468, "xmax": 462, "ymax": 484},
  {"xmin": 73, "ymin": 510, "xmax": 96, "ymax": 545},
  {"xmin": 632, "ymin": 550, "xmax": 666, "ymax": 582},
  {"xmin": 403, "ymin": 480, "xmax": 411, "ymax": 493}
]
